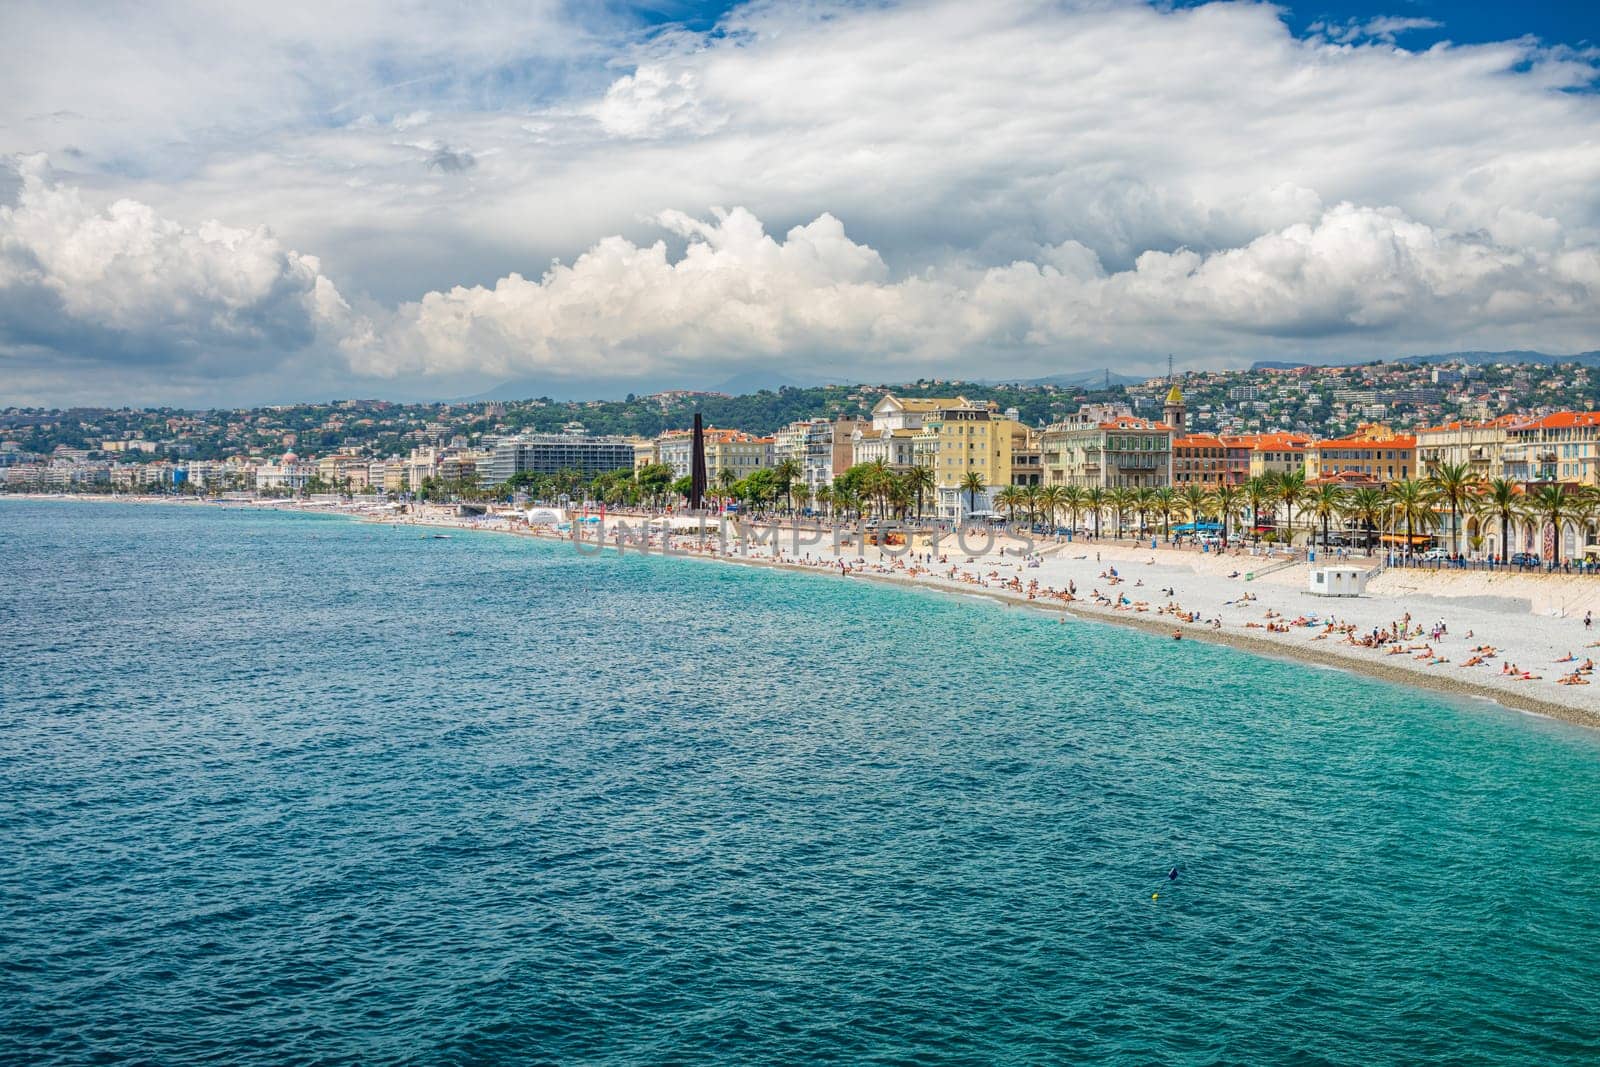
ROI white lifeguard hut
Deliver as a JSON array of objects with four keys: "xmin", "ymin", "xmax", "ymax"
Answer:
[{"xmin": 1308, "ymin": 566, "xmax": 1367, "ymax": 597}]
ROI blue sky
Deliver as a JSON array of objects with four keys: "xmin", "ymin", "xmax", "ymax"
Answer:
[{"xmin": 1, "ymin": 0, "xmax": 1598, "ymax": 405}]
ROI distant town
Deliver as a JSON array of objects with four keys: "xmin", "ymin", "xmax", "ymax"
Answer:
[{"xmin": 4, "ymin": 355, "xmax": 1600, "ymax": 563}]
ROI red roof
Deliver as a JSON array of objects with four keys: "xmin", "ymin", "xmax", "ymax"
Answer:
[{"xmin": 1508, "ymin": 410, "xmax": 1600, "ymax": 431}]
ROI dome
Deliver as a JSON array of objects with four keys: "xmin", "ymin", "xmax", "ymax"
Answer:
[{"xmin": 1165, "ymin": 383, "xmax": 1184, "ymax": 406}]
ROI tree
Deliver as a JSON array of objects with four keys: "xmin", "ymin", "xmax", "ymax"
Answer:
[
  {"xmin": 1385, "ymin": 478, "xmax": 1439, "ymax": 557},
  {"xmin": 1345, "ymin": 487, "xmax": 1386, "ymax": 551},
  {"xmin": 1526, "ymin": 483, "xmax": 1578, "ymax": 566},
  {"xmin": 1179, "ymin": 483, "xmax": 1210, "ymax": 533},
  {"xmin": 1212, "ymin": 483, "xmax": 1242, "ymax": 546},
  {"xmin": 1085, "ymin": 486, "xmax": 1106, "ymax": 538},
  {"xmin": 1276, "ymin": 469, "xmax": 1307, "ymax": 547},
  {"xmin": 1108, "ymin": 486, "xmax": 1137, "ymax": 538},
  {"xmin": 1037, "ymin": 484, "xmax": 1066, "ymax": 534},
  {"xmin": 1152, "ymin": 486, "xmax": 1178, "ymax": 540},
  {"xmin": 1060, "ymin": 486, "xmax": 1086, "ymax": 535},
  {"xmin": 773, "ymin": 457, "xmax": 803, "ymax": 514},
  {"xmin": 670, "ymin": 474, "xmax": 693, "ymax": 500},
  {"xmin": 1426, "ymin": 460, "xmax": 1477, "ymax": 557},
  {"xmin": 1244, "ymin": 474, "xmax": 1277, "ymax": 541},
  {"xmin": 961, "ymin": 471, "xmax": 987, "ymax": 519},
  {"xmin": 1474, "ymin": 477, "xmax": 1523, "ymax": 562},
  {"xmin": 717, "ymin": 468, "xmax": 738, "ymax": 491},
  {"xmin": 1307, "ymin": 483, "xmax": 1347, "ymax": 551},
  {"xmin": 1022, "ymin": 484, "xmax": 1043, "ymax": 527},
  {"xmin": 636, "ymin": 462, "xmax": 674, "ymax": 507},
  {"xmin": 905, "ymin": 465, "xmax": 935, "ymax": 519},
  {"xmin": 995, "ymin": 485, "xmax": 1025, "ymax": 522}
]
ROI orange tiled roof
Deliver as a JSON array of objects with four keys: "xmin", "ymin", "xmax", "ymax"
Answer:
[
  {"xmin": 1173, "ymin": 433, "xmax": 1224, "ymax": 448},
  {"xmin": 1508, "ymin": 410, "xmax": 1600, "ymax": 431}
]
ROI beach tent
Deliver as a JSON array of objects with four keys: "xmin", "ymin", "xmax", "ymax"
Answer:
[{"xmin": 525, "ymin": 507, "xmax": 565, "ymax": 525}]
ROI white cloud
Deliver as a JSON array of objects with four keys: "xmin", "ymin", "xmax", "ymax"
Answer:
[
  {"xmin": 354, "ymin": 202, "xmax": 1600, "ymax": 384},
  {"xmin": 0, "ymin": 157, "xmax": 352, "ymax": 374},
  {"xmin": 2, "ymin": 0, "xmax": 1599, "ymax": 401}
]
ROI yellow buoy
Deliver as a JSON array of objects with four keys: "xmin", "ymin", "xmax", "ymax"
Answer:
[{"xmin": 1152, "ymin": 893, "xmax": 1158, "ymax": 899}]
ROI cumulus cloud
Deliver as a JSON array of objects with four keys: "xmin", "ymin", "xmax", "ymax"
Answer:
[
  {"xmin": 0, "ymin": 158, "xmax": 353, "ymax": 376},
  {"xmin": 351, "ymin": 203, "xmax": 1600, "ymax": 384},
  {"xmin": 4, "ymin": 0, "xmax": 1600, "ymax": 401}
]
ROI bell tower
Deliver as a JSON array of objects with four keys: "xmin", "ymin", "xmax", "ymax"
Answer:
[{"xmin": 1163, "ymin": 382, "xmax": 1186, "ymax": 434}]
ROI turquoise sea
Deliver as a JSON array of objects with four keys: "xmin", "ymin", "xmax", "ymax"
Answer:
[{"xmin": 3, "ymin": 499, "xmax": 1600, "ymax": 1065}]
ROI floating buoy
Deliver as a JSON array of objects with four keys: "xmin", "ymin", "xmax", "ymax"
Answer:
[{"xmin": 1151, "ymin": 892, "xmax": 1159, "ymax": 899}]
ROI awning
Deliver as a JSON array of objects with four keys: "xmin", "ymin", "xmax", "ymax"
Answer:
[{"xmin": 1379, "ymin": 533, "xmax": 1433, "ymax": 544}]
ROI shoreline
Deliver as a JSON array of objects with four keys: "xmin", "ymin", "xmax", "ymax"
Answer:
[{"xmin": 8, "ymin": 492, "xmax": 1600, "ymax": 732}]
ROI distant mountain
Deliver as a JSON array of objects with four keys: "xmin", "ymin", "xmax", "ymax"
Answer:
[
  {"xmin": 1394, "ymin": 350, "xmax": 1600, "ymax": 367},
  {"xmin": 981, "ymin": 368, "xmax": 1143, "ymax": 388},
  {"xmin": 1250, "ymin": 350, "xmax": 1600, "ymax": 372},
  {"xmin": 710, "ymin": 370, "xmax": 813, "ymax": 394}
]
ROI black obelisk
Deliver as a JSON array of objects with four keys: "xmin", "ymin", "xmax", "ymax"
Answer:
[{"xmin": 689, "ymin": 413, "xmax": 707, "ymax": 511}]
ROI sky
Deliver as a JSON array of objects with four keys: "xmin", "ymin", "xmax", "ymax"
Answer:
[{"xmin": 1, "ymin": 0, "xmax": 1597, "ymax": 407}]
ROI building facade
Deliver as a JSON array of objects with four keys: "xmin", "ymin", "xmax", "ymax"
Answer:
[
  {"xmin": 1041, "ymin": 404, "xmax": 1173, "ymax": 489},
  {"xmin": 482, "ymin": 435, "xmax": 638, "ymax": 484}
]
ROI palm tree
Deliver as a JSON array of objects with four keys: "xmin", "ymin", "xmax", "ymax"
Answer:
[
  {"xmin": 791, "ymin": 482, "xmax": 811, "ymax": 515},
  {"xmin": 1133, "ymin": 486, "xmax": 1155, "ymax": 540},
  {"xmin": 773, "ymin": 457, "xmax": 803, "ymax": 515},
  {"xmin": 1526, "ymin": 483, "xmax": 1578, "ymax": 566},
  {"xmin": 1474, "ymin": 477, "xmax": 1523, "ymax": 562},
  {"xmin": 1179, "ymin": 483, "xmax": 1210, "ymax": 536},
  {"xmin": 1022, "ymin": 484, "xmax": 1043, "ymax": 528},
  {"xmin": 717, "ymin": 468, "xmax": 738, "ymax": 492},
  {"xmin": 1038, "ymin": 484, "xmax": 1067, "ymax": 535},
  {"xmin": 1108, "ymin": 486, "xmax": 1137, "ymax": 539},
  {"xmin": 905, "ymin": 465, "xmax": 935, "ymax": 519},
  {"xmin": 1244, "ymin": 474, "xmax": 1277, "ymax": 542},
  {"xmin": 995, "ymin": 485, "xmax": 1026, "ymax": 523},
  {"xmin": 1276, "ymin": 469, "xmax": 1307, "ymax": 547},
  {"xmin": 960, "ymin": 470, "xmax": 987, "ymax": 520},
  {"xmin": 1085, "ymin": 486, "xmax": 1106, "ymax": 538},
  {"xmin": 1060, "ymin": 485, "xmax": 1087, "ymax": 536},
  {"xmin": 813, "ymin": 485, "xmax": 833, "ymax": 518},
  {"xmin": 1345, "ymin": 487, "xmax": 1386, "ymax": 552},
  {"xmin": 1426, "ymin": 460, "xmax": 1477, "ymax": 557},
  {"xmin": 1213, "ymin": 482, "xmax": 1243, "ymax": 547},
  {"xmin": 1307, "ymin": 483, "xmax": 1347, "ymax": 551},
  {"xmin": 864, "ymin": 459, "xmax": 894, "ymax": 518},
  {"xmin": 1385, "ymin": 478, "xmax": 1439, "ymax": 559},
  {"xmin": 1151, "ymin": 486, "xmax": 1178, "ymax": 540}
]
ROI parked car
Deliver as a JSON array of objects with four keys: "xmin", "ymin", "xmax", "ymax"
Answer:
[
  {"xmin": 1418, "ymin": 548, "xmax": 1451, "ymax": 562},
  {"xmin": 1509, "ymin": 552, "xmax": 1541, "ymax": 567}
]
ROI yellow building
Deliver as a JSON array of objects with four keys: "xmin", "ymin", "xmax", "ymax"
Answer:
[
  {"xmin": 1239, "ymin": 433, "xmax": 1312, "ymax": 480},
  {"xmin": 910, "ymin": 402, "xmax": 1034, "ymax": 518},
  {"xmin": 1305, "ymin": 424, "xmax": 1416, "ymax": 483}
]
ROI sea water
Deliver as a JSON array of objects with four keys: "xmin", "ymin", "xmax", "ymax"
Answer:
[{"xmin": 3, "ymin": 500, "xmax": 1599, "ymax": 1064}]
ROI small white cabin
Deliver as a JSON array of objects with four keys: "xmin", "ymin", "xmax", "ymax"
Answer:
[{"xmin": 1308, "ymin": 566, "xmax": 1367, "ymax": 597}]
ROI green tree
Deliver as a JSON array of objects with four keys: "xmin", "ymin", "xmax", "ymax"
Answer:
[
  {"xmin": 1473, "ymin": 478, "xmax": 1523, "ymax": 562},
  {"xmin": 1526, "ymin": 483, "xmax": 1578, "ymax": 566},
  {"xmin": 1275, "ymin": 469, "xmax": 1307, "ymax": 547},
  {"xmin": 960, "ymin": 471, "xmax": 987, "ymax": 519},
  {"xmin": 1307, "ymin": 483, "xmax": 1347, "ymax": 551},
  {"xmin": 1425, "ymin": 460, "xmax": 1477, "ymax": 557},
  {"xmin": 1385, "ymin": 478, "xmax": 1439, "ymax": 557}
]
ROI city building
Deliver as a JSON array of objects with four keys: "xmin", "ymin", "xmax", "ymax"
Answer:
[
  {"xmin": 1040, "ymin": 404, "xmax": 1173, "ymax": 489},
  {"xmin": 1305, "ymin": 424, "xmax": 1416, "ymax": 484},
  {"xmin": 482, "ymin": 435, "xmax": 638, "ymax": 484},
  {"xmin": 1501, "ymin": 411, "xmax": 1600, "ymax": 487},
  {"xmin": 656, "ymin": 428, "xmax": 774, "ymax": 482}
]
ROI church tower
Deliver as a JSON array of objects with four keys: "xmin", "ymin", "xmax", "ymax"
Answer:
[{"xmin": 1163, "ymin": 382, "xmax": 1186, "ymax": 434}]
